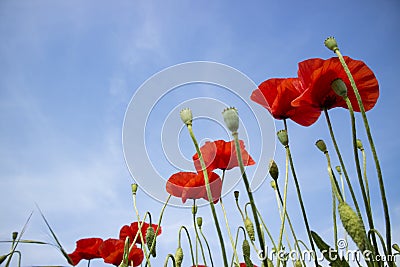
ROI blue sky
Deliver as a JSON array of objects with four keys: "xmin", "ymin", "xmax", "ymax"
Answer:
[{"xmin": 0, "ymin": 0, "xmax": 399, "ymax": 266}]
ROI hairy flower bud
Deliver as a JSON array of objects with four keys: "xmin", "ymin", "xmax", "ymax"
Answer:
[
  {"xmin": 324, "ymin": 36, "xmax": 339, "ymax": 52},
  {"xmin": 331, "ymin": 78, "xmax": 348, "ymax": 97},
  {"xmin": 180, "ymin": 108, "xmax": 193, "ymax": 126},
  {"xmin": 192, "ymin": 205, "xmax": 197, "ymax": 215},
  {"xmin": 277, "ymin": 130, "xmax": 288, "ymax": 147},
  {"xmin": 244, "ymin": 216, "xmax": 255, "ymax": 241},
  {"xmin": 335, "ymin": 165, "xmax": 341, "ymax": 173},
  {"xmin": 175, "ymin": 247, "xmax": 184, "ymax": 267},
  {"xmin": 222, "ymin": 107, "xmax": 239, "ymax": 133},
  {"xmin": 242, "ymin": 239, "xmax": 251, "ymax": 258},
  {"xmin": 315, "ymin": 139, "xmax": 328, "ymax": 153},
  {"xmin": 269, "ymin": 160, "xmax": 279, "ymax": 181},
  {"xmin": 131, "ymin": 183, "xmax": 138, "ymax": 195},
  {"xmin": 234, "ymin": 190, "xmax": 240, "ymax": 201},
  {"xmin": 146, "ymin": 226, "xmax": 157, "ymax": 257},
  {"xmin": 393, "ymin": 244, "xmax": 400, "ymax": 253},
  {"xmin": 197, "ymin": 217, "xmax": 203, "ymax": 228},
  {"xmin": 294, "ymin": 260, "xmax": 302, "ymax": 267},
  {"xmin": 356, "ymin": 139, "xmax": 364, "ymax": 151},
  {"xmin": 338, "ymin": 202, "xmax": 367, "ymax": 252}
]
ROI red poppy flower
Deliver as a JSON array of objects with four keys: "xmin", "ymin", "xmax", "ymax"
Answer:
[
  {"xmin": 193, "ymin": 140, "xmax": 256, "ymax": 172},
  {"xmin": 240, "ymin": 263, "xmax": 258, "ymax": 267},
  {"xmin": 293, "ymin": 56, "xmax": 379, "ymax": 111},
  {"xmin": 99, "ymin": 238, "xmax": 144, "ymax": 266},
  {"xmin": 166, "ymin": 171, "xmax": 222, "ymax": 203},
  {"xmin": 119, "ymin": 221, "xmax": 162, "ymax": 245},
  {"xmin": 251, "ymin": 77, "xmax": 321, "ymax": 126},
  {"xmin": 68, "ymin": 237, "xmax": 103, "ymax": 265}
]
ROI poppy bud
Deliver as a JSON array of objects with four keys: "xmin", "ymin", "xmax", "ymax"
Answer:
[
  {"xmin": 269, "ymin": 160, "xmax": 279, "ymax": 181},
  {"xmin": 295, "ymin": 260, "xmax": 302, "ymax": 267},
  {"xmin": 180, "ymin": 108, "xmax": 193, "ymax": 126},
  {"xmin": 331, "ymin": 78, "xmax": 348, "ymax": 97},
  {"xmin": 175, "ymin": 247, "xmax": 184, "ymax": 267},
  {"xmin": 192, "ymin": 205, "xmax": 197, "ymax": 215},
  {"xmin": 324, "ymin": 36, "xmax": 339, "ymax": 52},
  {"xmin": 131, "ymin": 183, "xmax": 138, "ymax": 195},
  {"xmin": 356, "ymin": 139, "xmax": 364, "ymax": 151},
  {"xmin": 146, "ymin": 227, "xmax": 157, "ymax": 257},
  {"xmin": 335, "ymin": 166, "xmax": 341, "ymax": 173},
  {"xmin": 270, "ymin": 180, "xmax": 277, "ymax": 190},
  {"xmin": 338, "ymin": 201, "xmax": 367, "ymax": 252},
  {"xmin": 244, "ymin": 216, "xmax": 255, "ymax": 241},
  {"xmin": 234, "ymin": 190, "xmax": 240, "ymax": 201},
  {"xmin": 197, "ymin": 217, "xmax": 203, "ymax": 228},
  {"xmin": 277, "ymin": 130, "xmax": 288, "ymax": 147},
  {"xmin": 315, "ymin": 139, "xmax": 327, "ymax": 153},
  {"xmin": 12, "ymin": 232, "xmax": 18, "ymax": 241},
  {"xmin": 222, "ymin": 107, "xmax": 239, "ymax": 133},
  {"xmin": 242, "ymin": 239, "xmax": 251, "ymax": 258},
  {"xmin": 393, "ymin": 244, "xmax": 400, "ymax": 253}
]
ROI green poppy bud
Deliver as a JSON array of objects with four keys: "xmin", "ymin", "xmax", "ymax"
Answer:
[
  {"xmin": 175, "ymin": 247, "xmax": 184, "ymax": 267},
  {"xmin": 146, "ymin": 226, "xmax": 157, "ymax": 257},
  {"xmin": 324, "ymin": 36, "xmax": 339, "ymax": 52},
  {"xmin": 335, "ymin": 166, "xmax": 341, "ymax": 173},
  {"xmin": 180, "ymin": 108, "xmax": 193, "ymax": 126},
  {"xmin": 192, "ymin": 204, "xmax": 197, "ymax": 215},
  {"xmin": 131, "ymin": 183, "xmax": 138, "ymax": 195},
  {"xmin": 294, "ymin": 260, "xmax": 302, "ymax": 267},
  {"xmin": 393, "ymin": 244, "xmax": 400, "ymax": 253},
  {"xmin": 242, "ymin": 239, "xmax": 251, "ymax": 258},
  {"xmin": 277, "ymin": 130, "xmax": 288, "ymax": 147},
  {"xmin": 315, "ymin": 139, "xmax": 327, "ymax": 153},
  {"xmin": 331, "ymin": 78, "xmax": 348, "ymax": 97},
  {"xmin": 234, "ymin": 190, "xmax": 240, "ymax": 201},
  {"xmin": 356, "ymin": 139, "xmax": 364, "ymax": 151},
  {"xmin": 12, "ymin": 232, "xmax": 18, "ymax": 241},
  {"xmin": 222, "ymin": 107, "xmax": 239, "ymax": 133},
  {"xmin": 338, "ymin": 202, "xmax": 368, "ymax": 252},
  {"xmin": 197, "ymin": 217, "xmax": 203, "ymax": 228},
  {"xmin": 269, "ymin": 160, "xmax": 279, "ymax": 181},
  {"xmin": 270, "ymin": 180, "xmax": 277, "ymax": 190},
  {"xmin": 244, "ymin": 216, "xmax": 255, "ymax": 241}
]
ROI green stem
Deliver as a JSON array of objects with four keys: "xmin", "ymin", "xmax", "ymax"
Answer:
[
  {"xmin": 220, "ymin": 171, "xmax": 240, "ymax": 266},
  {"xmin": 133, "ymin": 193, "xmax": 151, "ymax": 265},
  {"xmin": 199, "ymin": 226, "xmax": 215, "ymax": 267},
  {"xmin": 343, "ymin": 96, "xmax": 379, "ymax": 263},
  {"xmin": 284, "ymin": 120, "xmax": 318, "ymax": 267},
  {"xmin": 255, "ymin": 208, "xmax": 277, "ymax": 251},
  {"xmin": 187, "ymin": 124, "xmax": 228, "ymax": 267},
  {"xmin": 335, "ymin": 49, "xmax": 392, "ymax": 264},
  {"xmin": 163, "ymin": 254, "xmax": 176, "ymax": 267},
  {"xmin": 368, "ymin": 229, "xmax": 388, "ymax": 261},
  {"xmin": 324, "ymin": 109, "xmax": 361, "ymax": 216},
  {"xmin": 193, "ymin": 201, "xmax": 207, "ymax": 266},
  {"xmin": 232, "ymin": 132, "xmax": 268, "ymax": 267},
  {"xmin": 178, "ymin": 226, "xmax": 195, "ymax": 266},
  {"xmin": 231, "ymin": 227, "xmax": 246, "ymax": 267},
  {"xmin": 361, "ymin": 147, "xmax": 371, "ymax": 207}
]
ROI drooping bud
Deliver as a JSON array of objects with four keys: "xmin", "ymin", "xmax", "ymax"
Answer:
[
  {"xmin": 146, "ymin": 226, "xmax": 157, "ymax": 257},
  {"xmin": 324, "ymin": 36, "xmax": 339, "ymax": 52},
  {"xmin": 356, "ymin": 139, "xmax": 364, "ymax": 151},
  {"xmin": 197, "ymin": 217, "xmax": 203, "ymax": 228},
  {"xmin": 180, "ymin": 108, "xmax": 193, "ymax": 126},
  {"xmin": 175, "ymin": 247, "xmax": 184, "ymax": 267},
  {"xmin": 12, "ymin": 232, "xmax": 18, "ymax": 241},
  {"xmin": 331, "ymin": 78, "xmax": 348, "ymax": 97},
  {"xmin": 244, "ymin": 216, "xmax": 255, "ymax": 241},
  {"xmin": 277, "ymin": 130, "xmax": 288, "ymax": 147},
  {"xmin": 242, "ymin": 239, "xmax": 251, "ymax": 258},
  {"xmin": 131, "ymin": 183, "xmax": 138, "ymax": 195},
  {"xmin": 234, "ymin": 190, "xmax": 240, "ymax": 201},
  {"xmin": 269, "ymin": 160, "xmax": 279, "ymax": 181},
  {"xmin": 222, "ymin": 107, "xmax": 239, "ymax": 133},
  {"xmin": 393, "ymin": 243, "xmax": 400, "ymax": 253},
  {"xmin": 315, "ymin": 139, "xmax": 327, "ymax": 153},
  {"xmin": 338, "ymin": 201, "xmax": 368, "ymax": 252}
]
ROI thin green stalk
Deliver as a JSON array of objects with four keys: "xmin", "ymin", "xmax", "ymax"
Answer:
[
  {"xmin": 145, "ymin": 195, "xmax": 171, "ymax": 266},
  {"xmin": 360, "ymin": 146, "xmax": 371, "ymax": 206},
  {"xmin": 199, "ymin": 225, "xmax": 215, "ymax": 267},
  {"xmin": 368, "ymin": 229, "xmax": 388, "ymax": 261},
  {"xmin": 276, "ymin": 144, "xmax": 289, "ymax": 267},
  {"xmin": 255, "ymin": 208, "xmax": 277, "ymax": 251},
  {"xmin": 230, "ymin": 227, "xmax": 246, "ymax": 267},
  {"xmin": 219, "ymin": 171, "xmax": 240, "ymax": 266},
  {"xmin": 335, "ymin": 48, "xmax": 392, "ymax": 264},
  {"xmin": 284, "ymin": 120, "xmax": 318, "ymax": 267},
  {"xmin": 344, "ymin": 96, "xmax": 379, "ymax": 263},
  {"xmin": 187, "ymin": 124, "xmax": 228, "ymax": 267},
  {"xmin": 323, "ymin": 109, "xmax": 361, "ymax": 216},
  {"xmin": 163, "ymin": 254, "xmax": 176, "ymax": 267},
  {"xmin": 133, "ymin": 193, "xmax": 150, "ymax": 264},
  {"xmin": 232, "ymin": 132, "xmax": 268, "ymax": 267},
  {"xmin": 192, "ymin": 201, "xmax": 207, "ymax": 266},
  {"xmin": 178, "ymin": 226, "xmax": 195, "ymax": 266}
]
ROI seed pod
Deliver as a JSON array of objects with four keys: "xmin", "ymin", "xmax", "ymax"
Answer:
[
  {"xmin": 244, "ymin": 216, "xmax": 255, "ymax": 242},
  {"xmin": 222, "ymin": 107, "xmax": 239, "ymax": 133},
  {"xmin": 174, "ymin": 247, "xmax": 183, "ymax": 267},
  {"xmin": 324, "ymin": 36, "xmax": 339, "ymax": 52},
  {"xmin": 277, "ymin": 130, "xmax": 288, "ymax": 146},
  {"xmin": 146, "ymin": 226, "xmax": 157, "ymax": 257},
  {"xmin": 180, "ymin": 108, "xmax": 193, "ymax": 126},
  {"xmin": 338, "ymin": 202, "xmax": 367, "ymax": 252}
]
